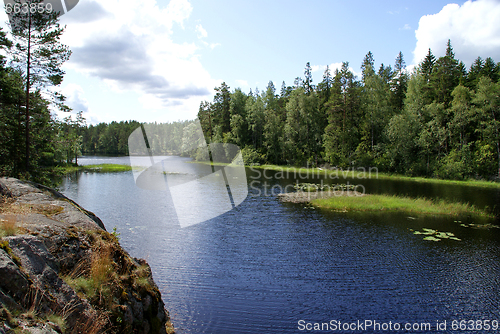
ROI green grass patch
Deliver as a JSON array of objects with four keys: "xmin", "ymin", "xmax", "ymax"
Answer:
[
  {"xmin": 57, "ymin": 164, "xmax": 133, "ymax": 173},
  {"xmin": 311, "ymin": 194, "xmax": 493, "ymax": 217},
  {"xmin": 374, "ymin": 172, "xmax": 500, "ymax": 189},
  {"xmin": 245, "ymin": 164, "xmax": 500, "ymax": 189}
]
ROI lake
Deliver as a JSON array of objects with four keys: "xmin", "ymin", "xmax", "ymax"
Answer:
[{"xmin": 57, "ymin": 156, "xmax": 500, "ymax": 333}]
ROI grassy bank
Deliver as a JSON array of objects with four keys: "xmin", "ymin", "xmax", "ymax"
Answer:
[
  {"xmin": 244, "ymin": 164, "xmax": 500, "ymax": 189},
  {"xmin": 56, "ymin": 164, "xmax": 133, "ymax": 173},
  {"xmin": 311, "ymin": 194, "xmax": 493, "ymax": 217}
]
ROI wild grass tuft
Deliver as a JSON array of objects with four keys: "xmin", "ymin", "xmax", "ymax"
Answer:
[
  {"xmin": 0, "ymin": 215, "xmax": 18, "ymax": 237},
  {"xmin": 64, "ymin": 242, "xmax": 116, "ymax": 305},
  {"xmin": 312, "ymin": 194, "xmax": 493, "ymax": 217}
]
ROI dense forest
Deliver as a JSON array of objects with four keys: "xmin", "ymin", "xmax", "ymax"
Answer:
[
  {"xmin": 193, "ymin": 40, "xmax": 500, "ymax": 180},
  {"xmin": 1, "ymin": 15, "xmax": 499, "ymax": 183}
]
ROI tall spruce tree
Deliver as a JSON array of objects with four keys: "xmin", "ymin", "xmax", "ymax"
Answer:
[
  {"xmin": 431, "ymin": 40, "xmax": 459, "ymax": 107},
  {"xmin": 420, "ymin": 48, "xmax": 436, "ymax": 82},
  {"xmin": 391, "ymin": 51, "xmax": 408, "ymax": 112}
]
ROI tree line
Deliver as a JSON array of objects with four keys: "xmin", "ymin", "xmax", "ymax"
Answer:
[
  {"xmin": 197, "ymin": 40, "xmax": 500, "ymax": 180},
  {"xmin": 1, "ymin": 8, "xmax": 498, "ymax": 184},
  {"xmin": 79, "ymin": 120, "xmax": 196, "ymax": 156}
]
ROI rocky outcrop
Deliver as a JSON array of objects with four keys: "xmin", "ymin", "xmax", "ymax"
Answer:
[{"xmin": 0, "ymin": 177, "xmax": 174, "ymax": 334}]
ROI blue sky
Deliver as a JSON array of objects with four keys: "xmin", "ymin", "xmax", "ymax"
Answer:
[{"xmin": 3, "ymin": 0, "xmax": 500, "ymax": 124}]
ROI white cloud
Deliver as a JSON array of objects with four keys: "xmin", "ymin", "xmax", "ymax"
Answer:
[
  {"xmin": 196, "ymin": 24, "xmax": 208, "ymax": 39},
  {"xmin": 413, "ymin": 0, "xmax": 500, "ymax": 66},
  {"xmin": 58, "ymin": 0, "xmax": 217, "ymax": 121},
  {"xmin": 400, "ymin": 24, "xmax": 411, "ymax": 31},
  {"xmin": 210, "ymin": 43, "xmax": 221, "ymax": 50},
  {"xmin": 62, "ymin": 84, "xmax": 89, "ymax": 113}
]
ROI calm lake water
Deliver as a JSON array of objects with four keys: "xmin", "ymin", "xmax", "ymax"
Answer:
[{"xmin": 57, "ymin": 156, "xmax": 500, "ymax": 334}]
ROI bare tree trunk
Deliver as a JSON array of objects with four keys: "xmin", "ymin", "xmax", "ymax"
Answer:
[{"xmin": 25, "ymin": 12, "xmax": 32, "ymax": 173}]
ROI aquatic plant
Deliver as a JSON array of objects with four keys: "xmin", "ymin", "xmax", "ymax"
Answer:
[{"xmin": 411, "ymin": 228, "xmax": 461, "ymax": 241}]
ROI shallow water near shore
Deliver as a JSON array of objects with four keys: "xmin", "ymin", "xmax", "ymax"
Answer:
[{"xmin": 57, "ymin": 156, "xmax": 500, "ymax": 334}]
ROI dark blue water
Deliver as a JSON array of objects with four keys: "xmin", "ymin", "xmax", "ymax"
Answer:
[{"xmin": 58, "ymin": 156, "xmax": 500, "ymax": 333}]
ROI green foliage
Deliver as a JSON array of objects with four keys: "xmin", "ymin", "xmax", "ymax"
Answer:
[
  {"xmin": 241, "ymin": 146, "xmax": 266, "ymax": 165},
  {"xmin": 188, "ymin": 48, "xmax": 500, "ymax": 181},
  {"xmin": 111, "ymin": 227, "xmax": 121, "ymax": 241},
  {"xmin": 435, "ymin": 145, "xmax": 473, "ymax": 180}
]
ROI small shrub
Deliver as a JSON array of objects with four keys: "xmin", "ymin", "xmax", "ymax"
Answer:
[{"xmin": 111, "ymin": 227, "xmax": 120, "ymax": 241}]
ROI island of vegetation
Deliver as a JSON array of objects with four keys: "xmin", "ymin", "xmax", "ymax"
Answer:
[{"xmin": 277, "ymin": 183, "xmax": 493, "ymax": 218}]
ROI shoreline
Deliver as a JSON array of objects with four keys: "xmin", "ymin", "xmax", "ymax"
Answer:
[{"xmin": 186, "ymin": 159, "xmax": 500, "ymax": 189}]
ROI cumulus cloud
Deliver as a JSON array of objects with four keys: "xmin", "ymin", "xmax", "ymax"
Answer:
[
  {"xmin": 57, "ymin": 84, "xmax": 102, "ymax": 124},
  {"xmin": 196, "ymin": 24, "xmax": 208, "ymax": 39},
  {"xmin": 413, "ymin": 0, "xmax": 500, "ymax": 66},
  {"xmin": 62, "ymin": 84, "xmax": 90, "ymax": 113},
  {"xmin": 58, "ymin": 0, "xmax": 216, "ymax": 119}
]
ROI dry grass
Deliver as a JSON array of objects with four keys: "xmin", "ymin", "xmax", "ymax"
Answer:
[
  {"xmin": 64, "ymin": 242, "xmax": 115, "ymax": 303},
  {"xmin": 70, "ymin": 312, "xmax": 110, "ymax": 334},
  {"xmin": 0, "ymin": 214, "xmax": 18, "ymax": 237},
  {"xmin": 0, "ymin": 198, "xmax": 64, "ymax": 217},
  {"xmin": 90, "ymin": 244, "xmax": 114, "ymax": 284}
]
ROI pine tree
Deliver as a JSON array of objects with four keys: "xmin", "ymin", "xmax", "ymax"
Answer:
[
  {"xmin": 430, "ymin": 40, "xmax": 459, "ymax": 106},
  {"xmin": 8, "ymin": 0, "xmax": 71, "ymax": 173},
  {"xmin": 361, "ymin": 51, "xmax": 375, "ymax": 81},
  {"xmin": 482, "ymin": 57, "xmax": 498, "ymax": 82},
  {"xmin": 420, "ymin": 48, "xmax": 435, "ymax": 82},
  {"xmin": 391, "ymin": 51, "xmax": 408, "ymax": 112},
  {"xmin": 212, "ymin": 82, "xmax": 231, "ymax": 135}
]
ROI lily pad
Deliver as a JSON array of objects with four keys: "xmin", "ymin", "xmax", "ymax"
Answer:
[{"xmin": 413, "ymin": 228, "xmax": 461, "ymax": 242}]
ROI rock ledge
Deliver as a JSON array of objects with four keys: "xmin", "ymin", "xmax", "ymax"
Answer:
[{"xmin": 0, "ymin": 177, "xmax": 175, "ymax": 334}]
